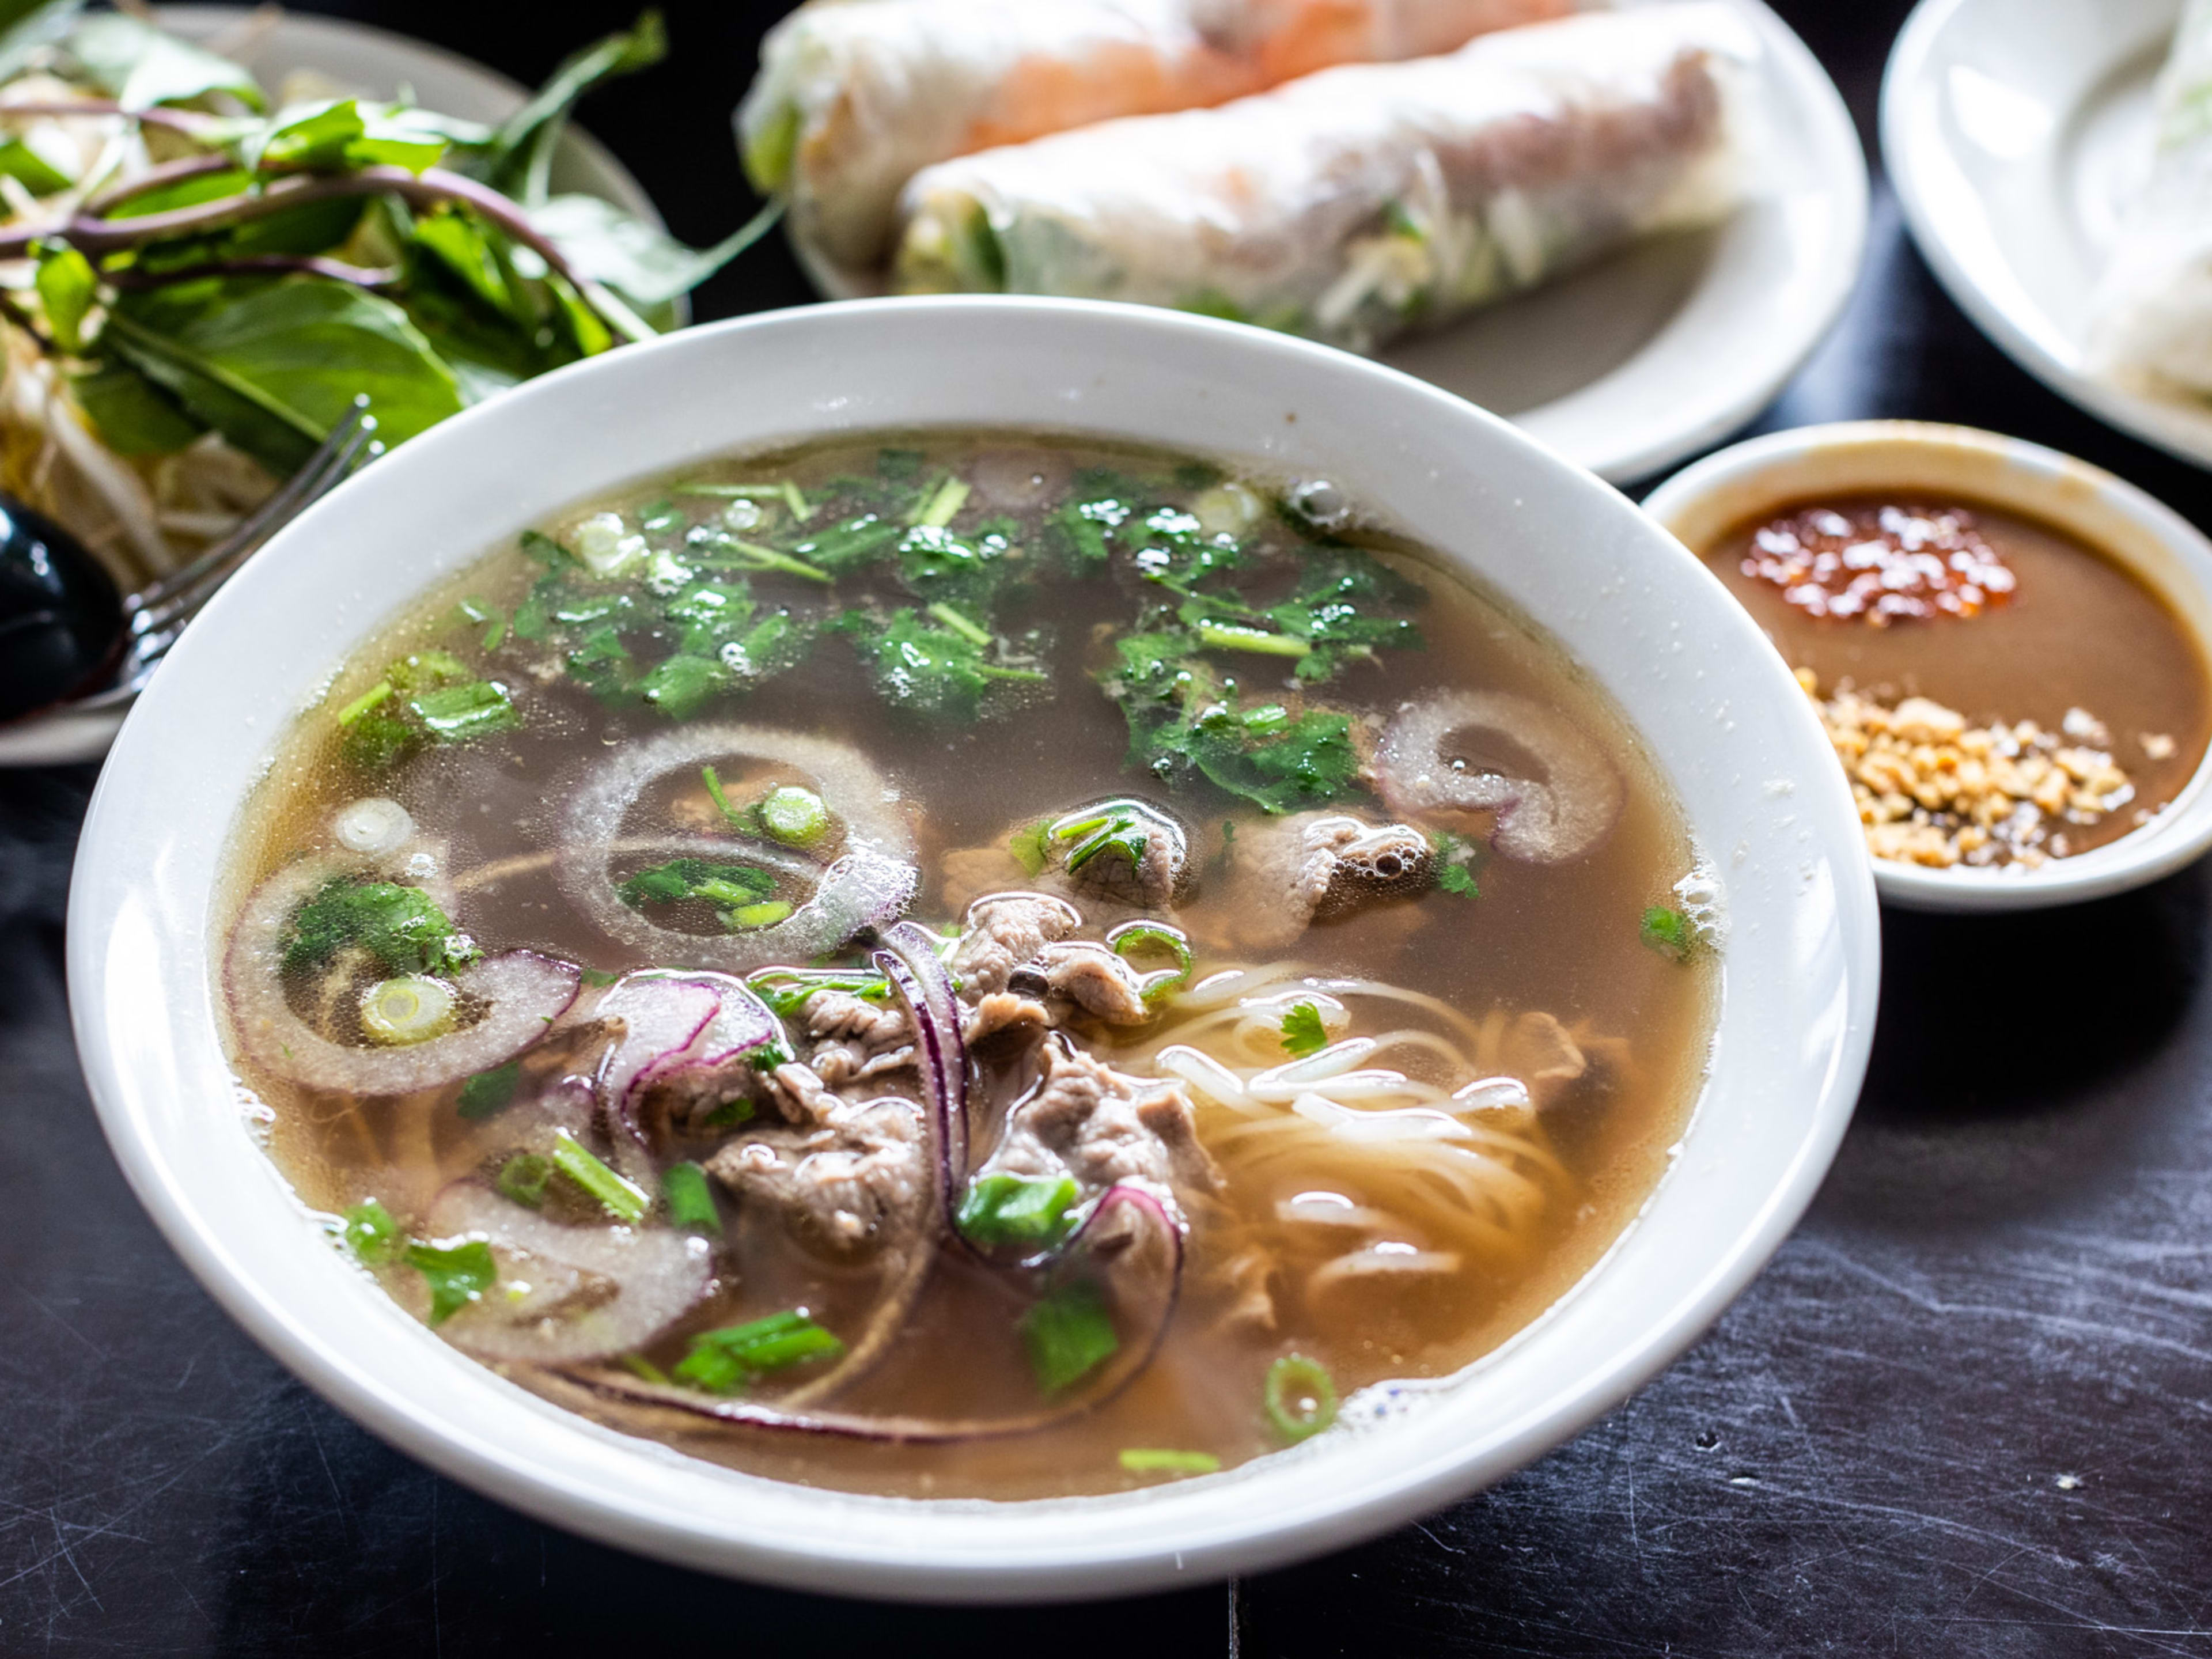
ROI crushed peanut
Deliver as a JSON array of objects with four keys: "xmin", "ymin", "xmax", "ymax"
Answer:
[{"xmin": 1797, "ymin": 668, "xmax": 2138, "ymax": 868}]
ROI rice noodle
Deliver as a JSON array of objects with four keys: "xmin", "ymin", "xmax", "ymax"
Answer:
[{"xmin": 1119, "ymin": 967, "xmax": 1573, "ymax": 1282}]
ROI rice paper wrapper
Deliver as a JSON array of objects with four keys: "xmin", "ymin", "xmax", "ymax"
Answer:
[
  {"xmin": 889, "ymin": 2, "xmax": 1758, "ymax": 356},
  {"xmin": 2089, "ymin": 0, "xmax": 2212, "ymax": 401},
  {"xmin": 740, "ymin": 0, "xmax": 1574, "ymax": 272}
]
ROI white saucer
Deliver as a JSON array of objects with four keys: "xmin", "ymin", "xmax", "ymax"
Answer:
[
  {"xmin": 0, "ymin": 6, "xmax": 664, "ymax": 769},
  {"xmin": 1882, "ymin": 0, "xmax": 2212, "ymax": 470},
  {"xmin": 796, "ymin": 0, "xmax": 1867, "ymax": 490}
]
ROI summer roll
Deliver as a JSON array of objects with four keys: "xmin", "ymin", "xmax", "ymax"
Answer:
[
  {"xmin": 2089, "ymin": 0, "xmax": 2212, "ymax": 403},
  {"xmin": 892, "ymin": 3, "xmax": 1756, "ymax": 355},
  {"xmin": 738, "ymin": 0, "xmax": 1574, "ymax": 271}
]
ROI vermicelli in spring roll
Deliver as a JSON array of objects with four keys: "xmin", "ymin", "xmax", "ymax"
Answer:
[
  {"xmin": 890, "ymin": 3, "xmax": 1756, "ymax": 355},
  {"xmin": 738, "ymin": 0, "xmax": 1574, "ymax": 271}
]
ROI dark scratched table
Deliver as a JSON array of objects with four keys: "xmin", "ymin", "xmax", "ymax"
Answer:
[{"xmin": 6, "ymin": 2, "xmax": 2211, "ymax": 1654}]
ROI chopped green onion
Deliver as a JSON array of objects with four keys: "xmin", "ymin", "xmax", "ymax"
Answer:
[
  {"xmin": 925, "ymin": 600, "xmax": 992, "ymax": 647},
  {"xmin": 497, "ymin": 1152, "xmax": 552, "ymax": 1209},
  {"xmin": 359, "ymin": 975, "xmax": 457, "ymax": 1046},
  {"xmin": 1198, "ymin": 622, "xmax": 1310, "ymax": 658},
  {"xmin": 718, "ymin": 537, "xmax": 834, "ymax": 584},
  {"xmin": 335, "ymin": 681, "xmax": 393, "ymax": 726},
  {"xmin": 618, "ymin": 1352, "xmax": 671, "ymax": 1385},
  {"xmin": 1278, "ymin": 1001, "xmax": 1328, "ymax": 1058},
  {"xmin": 1109, "ymin": 922, "xmax": 1194, "ymax": 1002},
  {"xmin": 342, "ymin": 1198, "xmax": 400, "ymax": 1266},
  {"xmin": 957, "ymin": 1173, "xmax": 1080, "ymax": 1249},
  {"xmin": 913, "ymin": 475, "xmax": 972, "ymax": 529},
  {"xmin": 456, "ymin": 1060, "xmax": 521, "ymax": 1120},
  {"xmin": 675, "ymin": 480, "xmax": 813, "ymax": 522},
  {"xmin": 662, "ymin": 1161, "xmax": 721, "ymax": 1233},
  {"xmin": 550, "ymin": 1130, "xmax": 648, "ymax": 1223},
  {"xmin": 701, "ymin": 764, "xmax": 743, "ymax": 825},
  {"xmin": 1021, "ymin": 1279, "xmax": 1119, "ymax": 1395},
  {"xmin": 759, "ymin": 785, "xmax": 830, "ymax": 846},
  {"xmin": 1263, "ymin": 1354, "xmax": 1338, "ymax": 1443},
  {"xmin": 673, "ymin": 1310, "xmax": 844, "ymax": 1393},
  {"xmin": 406, "ymin": 1237, "xmax": 497, "ymax": 1325},
  {"xmin": 1118, "ymin": 1448, "xmax": 1221, "ymax": 1476},
  {"xmin": 725, "ymin": 899, "xmax": 793, "ymax": 930}
]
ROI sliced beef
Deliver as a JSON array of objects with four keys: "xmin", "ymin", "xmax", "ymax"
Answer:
[
  {"xmin": 985, "ymin": 1035, "xmax": 1218, "ymax": 1205},
  {"xmin": 951, "ymin": 891, "xmax": 1081, "ymax": 995},
  {"xmin": 1047, "ymin": 798, "xmax": 1189, "ymax": 910},
  {"xmin": 1029, "ymin": 941, "xmax": 1153, "ymax": 1025},
  {"xmin": 706, "ymin": 1090, "xmax": 927, "ymax": 1256},
  {"xmin": 1224, "ymin": 811, "xmax": 1434, "ymax": 949}
]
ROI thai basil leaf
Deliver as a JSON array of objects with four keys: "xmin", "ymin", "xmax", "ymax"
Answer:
[
  {"xmin": 71, "ymin": 361, "xmax": 203, "ymax": 454},
  {"xmin": 66, "ymin": 12, "xmax": 263, "ymax": 111},
  {"xmin": 529, "ymin": 192, "xmax": 781, "ymax": 310},
  {"xmin": 480, "ymin": 10, "xmax": 666, "ymax": 204}
]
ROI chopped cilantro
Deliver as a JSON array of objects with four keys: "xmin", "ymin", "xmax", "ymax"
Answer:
[
  {"xmin": 835, "ymin": 607, "xmax": 1045, "ymax": 721},
  {"xmin": 1433, "ymin": 831, "xmax": 1482, "ymax": 899},
  {"xmin": 455, "ymin": 1061, "xmax": 521, "ymax": 1121},
  {"xmin": 1641, "ymin": 905, "xmax": 1697, "ymax": 963},
  {"xmin": 1009, "ymin": 817, "xmax": 1050, "ymax": 876},
  {"xmin": 662, "ymin": 1161, "xmax": 721, "ymax": 1233},
  {"xmin": 408, "ymin": 679, "xmax": 518, "ymax": 743},
  {"xmin": 406, "ymin": 1237, "xmax": 497, "ymax": 1325},
  {"xmin": 497, "ymin": 1152, "xmax": 552, "ymax": 1208},
  {"xmin": 342, "ymin": 1198, "xmax": 401, "ymax": 1266},
  {"xmin": 1279, "ymin": 1001, "xmax": 1328, "ymax": 1057},
  {"xmin": 282, "ymin": 878, "xmax": 477, "ymax": 978}
]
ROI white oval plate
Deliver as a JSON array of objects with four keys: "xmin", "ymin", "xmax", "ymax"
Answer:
[
  {"xmin": 797, "ymin": 0, "xmax": 1868, "ymax": 490},
  {"xmin": 68, "ymin": 296, "xmax": 1879, "ymax": 1601},
  {"xmin": 0, "ymin": 5, "xmax": 664, "ymax": 770},
  {"xmin": 1881, "ymin": 0, "xmax": 2212, "ymax": 470}
]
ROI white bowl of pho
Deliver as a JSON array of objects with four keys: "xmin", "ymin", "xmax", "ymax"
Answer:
[{"xmin": 67, "ymin": 297, "xmax": 1878, "ymax": 1599}]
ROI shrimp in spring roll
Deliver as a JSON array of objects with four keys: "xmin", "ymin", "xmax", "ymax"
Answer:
[
  {"xmin": 738, "ymin": 0, "xmax": 1574, "ymax": 271},
  {"xmin": 892, "ymin": 3, "xmax": 1756, "ymax": 356}
]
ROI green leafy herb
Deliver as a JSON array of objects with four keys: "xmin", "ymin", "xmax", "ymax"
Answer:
[
  {"xmin": 672, "ymin": 1310, "xmax": 844, "ymax": 1394},
  {"xmin": 1008, "ymin": 817, "xmax": 1050, "ymax": 877},
  {"xmin": 1118, "ymin": 1448, "xmax": 1221, "ymax": 1476},
  {"xmin": 957, "ymin": 1173, "xmax": 1081, "ymax": 1250},
  {"xmin": 342, "ymin": 1198, "xmax": 401, "ymax": 1266},
  {"xmin": 1278, "ymin": 1001, "xmax": 1328, "ymax": 1058},
  {"xmin": 35, "ymin": 244, "xmax": 94, "ymax": 353},
  {"xmin": 1263, "ymin": 1353, "xmax": 1339, "ymax": 1443},
  {"xmin": 1433, "ymin": 831, "xmax": 1481, "ymax": 899},
  {"xmin": 1144, "ymin": 700, "xmax": 1361, "ymax": 814},
  {"xmin": 835, "ymin": 607, "xmax": 1045, "ymax": 721},
  {"xmin": 1021, "ymin": 1279, "xmax": 1120, "ymax": 1395},
  {"xmin": 550, "ymin": 1130, "xmax": 648, "ymax": 1222},
  {"xmin": 618, "ymin": 857, "xmax": 775, "ymax": 909},
  {"xmin": 283, "ymin": 877, "xmax": 476, "ymax": 978},
  {"xmin": 497, "ymin": 1152, "xmax": 553, "ymax": 1208},
  {"xmin": 456, "ymin": 1061, "xmax": 522, "ymax": 1121},
  {"xmin": 406, "ymin": 1237, "xmax": 497, "ymax": 1325},
  {"xmin": 661, "ymin": 1161, "xmax": 721, "ymax": 1233},
  {"xmin": 1047, "ymin": 804, "xmax": 1149, "ymax": 874}
]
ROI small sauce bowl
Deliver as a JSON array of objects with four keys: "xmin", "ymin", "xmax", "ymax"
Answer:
[{"xmin": 1645, "ymin": 420, "xmax": 2212, "ymax": 912}]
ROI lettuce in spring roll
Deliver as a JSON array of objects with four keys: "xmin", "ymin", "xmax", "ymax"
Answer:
[
  {"xmin": 892, "ymin": 2, "xmax": 1756, "ymax": 355},
  {"xmin": 2089, "ymin": 0, "xmax": 2212, "ymax": 402},
  {"xmin": 739, "ymin": 0, "xmax": 1573, "ymax": 271}
]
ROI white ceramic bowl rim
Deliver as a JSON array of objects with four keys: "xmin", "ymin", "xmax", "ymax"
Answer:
[
  {"xmin": 66, "ymin": 297, "xmax": 1879, "ymax": 1601},
  {"xmin": 1643, "ymin": 418, "xmax": 2212, "ymax": 912}
]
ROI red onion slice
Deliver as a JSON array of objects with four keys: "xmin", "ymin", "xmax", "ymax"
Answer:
[
  {"xmin": 602, "ymin": 971, "xmax": 788, "ymax": 1176},
  {"xmin": 426, "ymin": 1183, "xmax": 711, "ymax": 1365},
  {"xmin": 1374, "ymin": 690, "xmax": 1624, "ymax": 863},
  {"xmin": 560, "ymin": 725, "xmax": 919, "ymax": 972},
  {"xmin": 224, "ymin": 854, "xmax": 579, "ymax": 1094},
  {"xmin": 559, "ymin": 1182, "xmax": 1183, "ymax": 1442},
  {"xmin": 874, "ymin": 922, "xmax": 968, "ymax": 1219}
]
